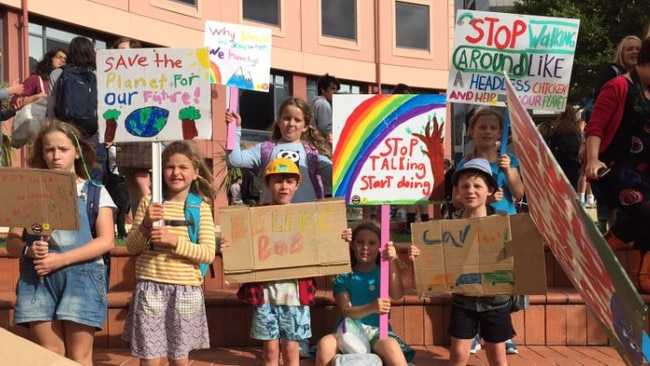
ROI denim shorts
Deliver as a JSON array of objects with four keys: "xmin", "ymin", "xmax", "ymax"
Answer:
[
  {"xmin": 250, "ymin": 304, "xmax": 311, "ymax": 341},
  {"xmin": 14, "ymin": 260, "xmax": 108, "ymax": 330}
]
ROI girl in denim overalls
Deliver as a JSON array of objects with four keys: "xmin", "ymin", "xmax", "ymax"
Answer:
[{"xmin": 7, "ymin": 121, "xmax": 115, "ymax": 366}]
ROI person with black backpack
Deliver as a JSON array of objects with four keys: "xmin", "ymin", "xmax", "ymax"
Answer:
[{"xmin": 47, "ymin": 36, "xmax": 104, "ymax": 183}]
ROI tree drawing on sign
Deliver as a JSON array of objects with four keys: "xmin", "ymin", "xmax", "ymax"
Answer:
[
  {"xmin": 102, "ymin": 109, "xmax": 121, "ymax": 143},
  {"xmin": 412, "ymin": 115, "xmax": 444, "ymax": 201},
  {"xmin": 179, "ymin": 106, "xmax": 201, "ymax": 140}
]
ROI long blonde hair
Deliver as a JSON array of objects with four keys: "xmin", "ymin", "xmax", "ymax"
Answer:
[
  {"xmin": 29, "ymin": 120, "xmax": 97, "ymax": 180},
  {"xmin": 161, "ymin": 140, "xmax": 217, "ymax": 204},
  {"xmin": 269, "ymin": 97, "xmax": 331, "ymax": 157}
]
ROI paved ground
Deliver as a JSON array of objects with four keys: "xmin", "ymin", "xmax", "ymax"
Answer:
[{"xmin": 94, "ymin": 345, "xmax": 627, "ymax": 365}]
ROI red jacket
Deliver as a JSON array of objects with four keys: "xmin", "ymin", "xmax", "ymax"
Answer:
[
  {"xmin": 584, "ymin": 75, "xmax": 628, "ymax": 154},
  {"xmin": 237, "ymin": 278, "xmax": 317, "ymax": 306}
]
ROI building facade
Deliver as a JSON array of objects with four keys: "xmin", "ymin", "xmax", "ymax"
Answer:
[{"xmin": 0, "ymin": 0, "xmax": 456, "ymax": 215}]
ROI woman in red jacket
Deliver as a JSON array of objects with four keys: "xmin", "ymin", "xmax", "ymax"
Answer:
[{"xmin": 585, "ymin": 37, "xmax": 650, "ymax": 293}]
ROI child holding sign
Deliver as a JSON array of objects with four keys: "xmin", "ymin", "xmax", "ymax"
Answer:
[
  {"xmin": 236, "ymin": 157, "xmax": 322, "ymax": 366},
  {"xmin": 454, "ymin": 108, "xmax": 524, "ymax": 354},
  {"xmin": 314, "ymin": 221, "xmax": 418, "ymax": 366},
  {"xmin": 122, "ymin": 140, "xmax": 219, "ymax": 365},
  {"xmin": 225, "ymin": 96, "xmax": 332, "ymax": 203},
  {"xmin": 7, "ymin": 121, "xmax": 116, "ymax": 366},
  {"xmin": 448, "ymin": 158, "xmax": 513, "ymax": 366}
]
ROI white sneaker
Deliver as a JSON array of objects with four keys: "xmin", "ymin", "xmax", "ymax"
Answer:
[
  {"xmin": 470, "ymin": 334, "xmax": 481, "ymax": 354},
  {"xmin": 505, "ymin": 339, "xmax": 518, "ymax": 354}
]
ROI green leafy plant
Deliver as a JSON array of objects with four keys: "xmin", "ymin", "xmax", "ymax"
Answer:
[{"xmin": 213, "ymin": 143, "xmax": 243, "ymax": 205}]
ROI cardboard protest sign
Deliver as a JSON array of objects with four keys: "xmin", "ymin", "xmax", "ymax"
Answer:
[
  {"xmin": 220, "ymin": 199, "xmax": 351, "ymax": 283},
  {"xmin": 204, "ymin": 20, "xmax": 272, "ymax": 91},
  {"xmin": 332, "ymin": 94, "xmax": 447, "ymax": 205},
  {"xmin": 96, "ymin": 48, "xmax": 212, "ymax": 143},
  {"xmin": 447, "ymin": 10, "xmax": 579, "ymax": 110},
  {"xmin": 412, "ymin": 214, "xmax": 546, "ymax": 296},
  {"xmin": 505, "ymin": 76, "xmax": 648, "ymax": 365},
  {"xmin": 0, "ymin": 168, "xmax": 78, "ymax": 234},
  {"xmin": 0, "ymin": 327, "xmax": 80, "ymax": 365}
]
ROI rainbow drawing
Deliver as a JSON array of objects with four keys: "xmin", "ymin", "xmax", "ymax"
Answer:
[{"xmin": 333, "ymin": 94, "xmax": 447, "ymax": 203}]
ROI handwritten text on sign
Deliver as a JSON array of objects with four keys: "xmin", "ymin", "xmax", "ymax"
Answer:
[
  {"xmin": 332, "ymin": 94, "xmax": 447, "ymax": 205},
  {"xmin": 219, "ymin": 200, "xmax": 351, "ymax": 283},
  {"xmin": 96, "ymin": 48, "xmax": 212, "ymax": 143},
  {"xmin": 0, "ymin": 168, "xmax": 79, "ymax": 232},
  {"xmin": 447, "ymin": 10, "xmax": 579, "ymax": 110},
  {"xmin": 204, "ymin": 20, "xmax": 272, "ymax": 91},
  {"xmin": 412, "ymin": 215, "xmax": 514, "ymax": 297}
]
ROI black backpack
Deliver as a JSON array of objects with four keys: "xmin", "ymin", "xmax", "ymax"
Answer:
[{"xmin": 54, "ymin": 66, "xmax": 98, "ymax": 137}]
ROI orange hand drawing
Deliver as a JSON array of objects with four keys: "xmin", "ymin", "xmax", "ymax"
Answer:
[{"xmin": 413, "ymin": 115, "xmax": 444, "ymax": 201}]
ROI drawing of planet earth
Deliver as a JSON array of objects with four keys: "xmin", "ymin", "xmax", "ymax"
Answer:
[{"xmin": 125, "ymin": 106, "xmax": 169, "ymax": 137}]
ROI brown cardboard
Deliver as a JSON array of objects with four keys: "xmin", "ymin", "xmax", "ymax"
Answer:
[
  {"xmin": 0, "ymin": 168, "xmax": 79, "ymax": 234},
  {"xmin": 412, "ymin": 213, "xmax": 546, "ymax": 296},
  {"xmin": 220, "ymin": 199, "xmax": 351, "ymax": 283},
  {"xmin": 0, "ymin": 327, "xmax": 80, "ymax": 365}
]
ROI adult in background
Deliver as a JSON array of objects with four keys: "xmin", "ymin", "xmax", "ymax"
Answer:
[
  {"xmin": 110, "ymin": 37, "xmax": 152, "ymax": 217},
  {"xmin": 585, "ymin": 37, "xmax": 650, "ymax": 294},
  {"xmin": 47, "ymin": 36, "xmax": 104, "ymax": 183},
  {"xmin": 593, "ymin": 35, "xmax": 641, "ymax": 101},
  {"xmin": 13, "ymin": 47, "xmax": 66, "ymax": 113},
  {"xmin": 309, "ymin": 73, "xmax": 340, "ymax": 145},
  {"xmin": 591, "ymin": 35, "xmax": 641, "ymax": 233},
  {"xmin": 548, "ymin": 105, "xmax": 583, "ymax": 190}
]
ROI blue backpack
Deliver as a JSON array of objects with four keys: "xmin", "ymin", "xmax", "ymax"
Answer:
[
  {"xmin": 87, "ymin": 189, "xmax": 214, "ymax": 283},
  {"xmin": 54, "ymin": 65, "xmax": 98, "ymax": 137}
]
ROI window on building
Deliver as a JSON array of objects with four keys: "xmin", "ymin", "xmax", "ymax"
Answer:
[
  {"xmin": 321, "ymin": 0, "xmax": 356, "ymax": 41},
  {"xmin": 243, "ymin": 0, "xmax": 280, "ymax": 26},
  {"xmin": 307, "ymin": 78, "xmax": 363, "ymax": 101},
  {"xmin": 395, "ymin": 1, "xmax": 429, "ymax": 50},
  {"xmin": 172, "ymin": 0, "xmax": 196, "ymax": 5},
  {"xmin": 239, "ymin": 72, "xmax": 291, "ymax": 142},
  {"xmin": 28, "ymin": 21, "xmax": 108, "ymax": 71}
]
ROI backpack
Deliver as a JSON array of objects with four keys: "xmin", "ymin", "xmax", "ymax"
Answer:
[
  {"xmin": 260, "ymin": 141, "xmax": 324, "ymax": 199},
  {"xmin": 54, "ymin": 65, "xmax": 98, "ymax": 137},
  {"xmin": 158, "ymin": 192, "xmax": 215, "ymax": 278},
  {"xmin": 85, "ymin": 182, "xmax": 112, "ymax": 287}
]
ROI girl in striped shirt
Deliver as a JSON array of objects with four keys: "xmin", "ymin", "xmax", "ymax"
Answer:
[{"xmin": 123, "ymin": 140, "xmax": 218, "ymax": 365}]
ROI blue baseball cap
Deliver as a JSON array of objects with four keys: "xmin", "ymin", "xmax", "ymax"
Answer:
[{"xmin": 452, "ymin": 158, "xmax": 498, "ymax": 190}]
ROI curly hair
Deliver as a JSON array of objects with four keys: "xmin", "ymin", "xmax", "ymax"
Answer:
[
  {"xmin": 161, "ymin": 140, "xmax": 217, "ymax": 205},
  {"xmin": 269, "ymin": 97, "xmax": 331, "ymax": 157},
  {"xmin": 349, "ymin": 221, "xmax": 381, "ymax": 267},
  {"xmin": 32, "ymin": 48, "xmax": 67, "ymax": 79},
  {"xmin": 28, "ymin": 120, "xmax": 97, "ymax": 180}
]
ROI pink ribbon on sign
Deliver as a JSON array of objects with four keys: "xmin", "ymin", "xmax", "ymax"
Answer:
[{"xmin": 226, "ymin": 86, "xmax": 239, "ymax": 150}]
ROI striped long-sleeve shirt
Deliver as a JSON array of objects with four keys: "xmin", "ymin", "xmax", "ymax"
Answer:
[{"xmin": 126, "ymin": 195, "xmax": 216, "ymax": 286}]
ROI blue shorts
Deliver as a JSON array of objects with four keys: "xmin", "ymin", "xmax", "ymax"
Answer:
[
  {"xmin": 448, "ymin": 304, "xmax": 513, "ymax": 343},
  {"xmin": 250, "ymin": 304, "xmax": 311, "ymax": 341},
  {"xmin": 14, "ymin": 260, "xmax": 108, "ymax": 330}
]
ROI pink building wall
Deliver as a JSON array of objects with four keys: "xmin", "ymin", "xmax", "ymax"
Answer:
[{"xmin": 0, "ymin": 0, "xmax": 455, "ymax": 221}]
